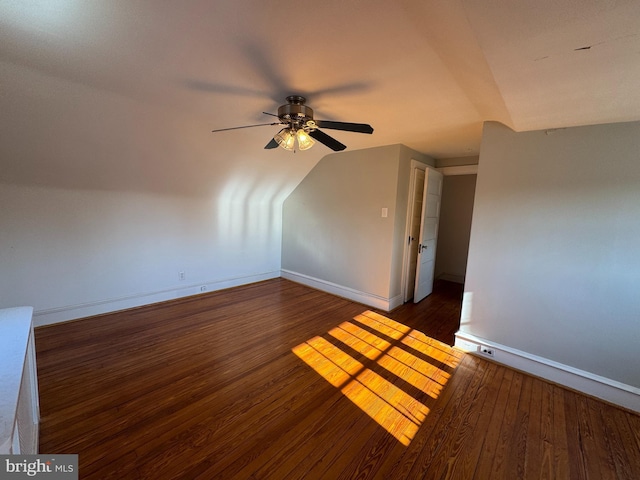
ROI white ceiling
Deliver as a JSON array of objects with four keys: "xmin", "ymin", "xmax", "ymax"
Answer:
[{"xmin": 1, "ymin": 0, "xmax": 640, "ymax": 194}]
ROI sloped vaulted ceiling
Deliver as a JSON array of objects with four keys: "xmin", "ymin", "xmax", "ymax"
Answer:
[{"xmin": 1, "ymin": 0, "xmax": 639, "ymax": 195}]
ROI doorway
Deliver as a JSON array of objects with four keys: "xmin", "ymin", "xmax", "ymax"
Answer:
[{"xmin": 401, "ymin": 161, "xmax": 443, "ymax": 303}]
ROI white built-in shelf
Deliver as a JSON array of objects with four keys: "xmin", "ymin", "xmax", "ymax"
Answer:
[{"xmin": 0, "ymin": 306, "xmax": 39, "ymax": 454}]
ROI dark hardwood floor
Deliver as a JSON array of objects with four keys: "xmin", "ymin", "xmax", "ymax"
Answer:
[{"xmin": 35, "ymin": 278, "xmax": 640, "ymax": 479}]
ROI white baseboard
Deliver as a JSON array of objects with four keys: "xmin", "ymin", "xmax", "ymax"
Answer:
[
  {"xmin": 455, "ymin": 331, "xmax": 640, "ymax": 413},
  {"xmin": 388, "ymin": 294, "xmax": 404, "ymax": 311},
  {"xmin": 33, "ymin": 271, "xmax": 280, "ymax": 327},
  {"xmin": 281, "ymin": 269, "xmax": 395, "ymax": 311},
  {"xmin": 436, "ymin": 273, "xmax": 465, "ymax": 284}
]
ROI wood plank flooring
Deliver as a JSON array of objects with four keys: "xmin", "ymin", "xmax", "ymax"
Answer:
[{"xmin": 35, "ymin": 278, "xmax": 640, "ymax": 479}]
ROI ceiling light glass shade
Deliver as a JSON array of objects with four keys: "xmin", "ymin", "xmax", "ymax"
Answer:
[
  {"xmin": 296, "ymin": 129, "xmax": 315, "ymax": 150},
  {"xmin": 274, "ymin": 128, "xmax": 296, "ymax": 151}
]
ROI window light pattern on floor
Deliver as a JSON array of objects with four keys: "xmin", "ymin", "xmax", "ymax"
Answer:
[{"xmin": 292, "ymin": 310, "xmax": 463, "ymax": 446}]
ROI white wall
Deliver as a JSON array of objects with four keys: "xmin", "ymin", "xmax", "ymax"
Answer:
[
  {"xmin": 281, "ymin": 145, "xmax": 433, "ymax": 309},
  {"xmin": 461, "ymin": 121, "xmax": 640, "ymax": 392},
  {"xmin": 282, "ymin": 145, "xmax": 400, "ymax": 303},
  {"xmin": 0, "ymin": 183, "xmax": 283, "ymax": 325}
]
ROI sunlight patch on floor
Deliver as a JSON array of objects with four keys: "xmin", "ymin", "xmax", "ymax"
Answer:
[{"xmin": 292, "ymin": 310, "xmax": 463, "ymax": 446}]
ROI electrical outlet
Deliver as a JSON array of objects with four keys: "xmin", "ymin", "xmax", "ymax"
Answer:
[
  {"xmin": 179, "ymin": 271, "xmax": 186, "ymax": 281},
  {"xmin": 479, "ymin": 345, "xmax": 495, "ymax": 357}
]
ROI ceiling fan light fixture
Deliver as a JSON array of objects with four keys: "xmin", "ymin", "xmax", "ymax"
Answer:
[
  {"xmin": 296, "ymin": 129, "xmax": 315, "ymax": 150},
  {"xmin": 274, "ymin": 128, "xmax": 296, "ymax": 151}
]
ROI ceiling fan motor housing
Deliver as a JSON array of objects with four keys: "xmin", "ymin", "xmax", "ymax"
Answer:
[{"xmin": 278, "ymin": 96, "xmax": 314, "ymax": 128}]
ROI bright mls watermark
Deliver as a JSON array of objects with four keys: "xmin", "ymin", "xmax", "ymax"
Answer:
[{"xmin": 0, "ymin": 455, "xmax": 77, "ymax": 479}]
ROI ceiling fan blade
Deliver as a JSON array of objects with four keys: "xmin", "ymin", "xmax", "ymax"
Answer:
[
  {"xmin": 264, "ymin": 138, "xmax": 279, "ymax": 149},
  {"xmin": 211, "ymin": 122, "xmax": 280, "ymax": 133},
  {"xmin": 309, "ymin": 129, "xmax": 347, "ymax": 151},
  {"xmin": 314, "ymin": 120, "xmax": 374, "ymax": 134}
]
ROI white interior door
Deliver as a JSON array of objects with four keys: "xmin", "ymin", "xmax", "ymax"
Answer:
[
  {"xmin": 404, "ymin": 168, "xmax": 425, "ymax": 302},
  {"xmin": 414, "ymin": 167, "xmax": 443, "ymax": 303}
]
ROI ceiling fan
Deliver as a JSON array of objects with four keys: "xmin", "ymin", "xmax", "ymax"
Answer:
[{"xmin": 211, "ymin": 95, "xmax": 374, "ymax": 152}]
